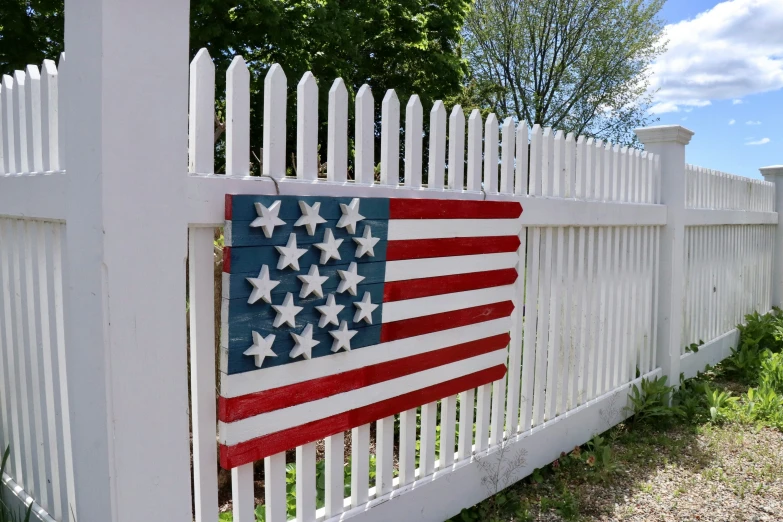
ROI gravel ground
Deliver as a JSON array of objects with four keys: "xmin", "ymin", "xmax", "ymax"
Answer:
[{"xmin": 509, "ymin": 422, "xmax": 783, "ymax": 522}]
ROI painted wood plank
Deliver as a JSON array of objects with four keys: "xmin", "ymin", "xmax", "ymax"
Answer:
[
  {"xmin": 381, "ymin": 285, "xmax": 514, "ymax": 323},
  {"xmin": 263, "ymin": 64, "xmax": 287, "ymax": 179},
  {"xmin": 386, "ymin": 236, "xmax": 521, "ymax": 261},
  {"xmin": 384, "ymin": 268, "xmax": 517, "ymax": 302},
  {"xmin": 475, "ymin": 383, "xmax": 491, "ymax": 451},
  {"xmin": 189, "ymin": 228, "xmax": 219, "ymax": 522},
  {"xmin": 573, "ymin": 227, "xmax": 587, "ymax": 406},
  {"xmin": 505, "ymin": 226, "xmax": 525, "ymax": 433},
  {"xmin": 0, "ymin": 222, "xmax": 9, "ymax": 471},
  {"xmin": 466, "ymin": 110, "xmax": 482, "ymax": 192},
  {"xmin": 398, "ymin": 408, "xmax": 417, "ymax": 486},
  {"xmin": 541, "ymin": 128, "xmax": 553, "ymax": 197},
  {"xmin": 483, "ymin": 114, "xmax": 499, "ymax": 193},
  {"xmin": 420, "ymin": 401, "xmax": 438, "ymax": 476},
  {"xmin": 0, "ymin": 219, "xmax": 21, "ymax": 480},
  {"xmin": 389, "ymin": 198, "xmax": 522, "ymax": 219},
  {"xmin": 380, "ymin": 302, "xmax": 513, "ymax": 343},
  {"xmin": 529, "ymin": 125, "xmax": 542, "ymax": 196},
  {"xmin": 560, "ymin": 227, "xmax": 575, "ymax": 414},
  {"xmin": 532, "ymin": 227, "xmax": 553, "ymax": 425},
  {"xmin": 500, "ymin": 117, "xmax": 515, "ymax": 194},
  {"xmin": 515, "ymin": 121, "xmax": 529, "ymax": 195},
  {"xmin": 232, "ymin": 463, "xmax": 255, "ymax": 522},
  {"xmin": 489, "ymin": 374, "xmax": 506, "ymax": 446},
  {"xmin": 24, "ymin": 65, "xmax": 43, "ymax": 172},
  {"xmin": 545, "ymin": 227, "xmax": 564, "ymax": 420},
  {"xmin": 520, "ymin": 227, "xmax": 540, "ymax": 431},
  {"xmin": 428, "ymin": 101, "xmax": 447, "ymax": 189},
  {"xmin": 13, "ymin": 71, "xmax": 29, "ymax": 173},
  {"xmin": 264, "ymin": 453, "xmax": 287, "ymax": 522},
  {"xmin": 553, "ymin": 130, "xmax": 565, "ymax": 198},
  {"xmin": 351, "ymin": 423, "xmax": 370, "ymax": 506},
  {"xmin": 296, "ymin": 72, "xmax": 318, "ymax": 180},
  {"xmin": 457, "ymin": 388, "xmax": 475, "ymax": 461},
  {"xmin": 2, "ymin": 76, "xmax": 16, "ymax": 173},
  {"xmin": 0, "ymin": 82, "xmax": 5, "ymax": 174},
  {"xmin": 380, "ymin": 90, "xmax": 400, "ymax": 186},
  {"xmin": 188, "ymin": 49, "xmax": 215, "ymax": 174},
  {"xmin": 324, "ymin": 433, "xmax": 344, "ymax": 517},
  {"xmin": 327, "ymin": 79, "xmax": 348, "ymax": 182},
  {"xmin": 589, "ymin": 227, "xmax": 602, "ymax": 398},
  {"xmin": 40, "ymin": 60, "xmax": 59, "ymax": 172},
  {"xmin": 226, "ymin": 56, "xmax": 250, "ymax": 177},
  {"xmin": 355, "ymin": 85, "xmax": 374, "ymax": 184},
  {"xmin": 375, "ymin": 415, "xmax": 395, "ymax": 495},
  {"xmin": 574, "ymin": 136, "xmax": 585, "ymax": 199},
  {"xmin": 296, "ymin": 442, "xmax": 317, "ymax": 522},
  {"xmin": 565, "ymin": 133, "xmax": 575, "ymax": 198},
  {"xmin": 439, "ymin": 394, "xmax": 457, "ymax": 468},
  {"xmin": 448, "ymin": 105, "xmax": 465, "ymax": 190},
  {"xmin": 404, "ymin": 95, "xmax": 423, "ymax": 189},
  {"xmin": 593, "ymin": 140, "xmax": 604, "ymax": 202},
  {"xmin": 384, "ymin": 252, "xmax": 518, "ymax": 281},
  {"xmin": 387, "ymin": 218, "xmax": 521, "ymax": 240}
]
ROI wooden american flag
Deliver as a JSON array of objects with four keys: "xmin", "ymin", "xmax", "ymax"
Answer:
[{"xmin": 219, "ymin": 194, "xmax": 522, "ymax": 469}]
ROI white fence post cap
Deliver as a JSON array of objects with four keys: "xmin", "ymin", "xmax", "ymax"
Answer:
[
  {"xmin": 634, "ymin": 125, "xmax": 694, "ymax": 146},
  {"xmin": 760, "ymin": 165, "xmax": 783, "ymax": 178}
]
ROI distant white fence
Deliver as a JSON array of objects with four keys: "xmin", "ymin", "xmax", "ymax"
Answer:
[{"xmin": 0, "ymin": 43, "xmax": 780, "ymax": 522}]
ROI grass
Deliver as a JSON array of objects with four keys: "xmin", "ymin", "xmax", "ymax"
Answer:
[{"xmin": 452, "ymin": 309, "xmax": 783, "ymax": 522}]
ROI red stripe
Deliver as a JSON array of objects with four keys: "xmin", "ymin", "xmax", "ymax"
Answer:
[
  {"xmin": 380, "ymin": 301, "xmax": 514, "ymax": 343},
  {"xmin": 220, "ymin": 365, "xmax": 506, "ymax": 469},
  {"xmin": 225, "ymin": 194, "xmax": 233, "ymax": 221},
  {"xmin": 386, "ymin": 236, "xmax": 520, "ymax": 261},
  {"xmin": 384, "ymin": 269, "xmax": 518, "ymax": 302},
  {"xmin": 389, "ymin": 199, "xmax": 522, "ymax": 219},
  {"xmin": 222, "ymin": 246, "xmax": 231, "ymax": 273},
  {"xmin": 219, "ymin": 333, "xmax": 510, "ymax": 423}
]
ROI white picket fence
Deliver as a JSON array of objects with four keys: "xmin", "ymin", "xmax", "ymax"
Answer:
[{"xmin": 0, "ymin": 41, "xmax": 780, "ymax": 522}]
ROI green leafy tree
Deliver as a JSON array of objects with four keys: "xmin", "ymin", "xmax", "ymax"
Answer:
[
  {"xmin": 1, "ymin": 1, "xmax": 470, "ymax": 177},
  {"xmin": 462, "ymin": 0, "xmax": 666, "ymax": 144}
]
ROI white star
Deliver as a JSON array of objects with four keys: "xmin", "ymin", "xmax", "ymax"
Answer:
[
  {"xmin": 315, "ymin": 293, "xmax": 345, "ymax": 328},
  {"xmin": 246, "ymin": 265, "xmax": 280, "ymax": 304},
  {"xmin": 294, "ymin": 200, "xmax": 327, "ymax": 236},
  {"xmin": 297, "ymin": 265, "xmax": 329, "ymax": 298},
  {"xmin": 289, "ymin": 323, "xmax": 320, "ymax": 360},
  {"xmin": 336, "ymin": 262, "xmax": 365, "ymax": 296},
  {"xmin": 353, "ymin": 225, "xmax": 380, "ymax": 258},
  {"xmin": 271, "ymin": 292, "xmax": 303, "ymax": 328},
  {"xmin": 244, "ymin": 331, "xmax": 277, "ymax": 368},
  {"xmin": 314, "ymin": 228, "xmax": 344, "ymax": 265},
  {"xmin": 353, "ymin": 291, "xmax": 379, "ymax": 324},
  {"xmin": 330, "ymin": 320, "xmax": 358, "ymax": 353},
  {"xmin": 275, "ymin": 233, "xmax": 308, "ymax": 271},
  {"xmin": 336, "ymin": 198, "xmax": 365, "ymax": 234},
  {"xmin": 250, "ymin": 200, "xmax": 286, "ymax": 238}
]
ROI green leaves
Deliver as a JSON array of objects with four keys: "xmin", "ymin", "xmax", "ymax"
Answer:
[{"xmin": 627, "ymin": 376, "xmax": 684, "ymax": 427}]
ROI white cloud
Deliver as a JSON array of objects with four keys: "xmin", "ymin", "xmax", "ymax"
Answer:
[
  {"xmin": 729, "ymin": 119, "xmax": 736, "ymax": 125},
  {"xmin": 746, "ymin": 120, "xmax": 762, "ymax": 125},
  {"xmin": 746, "ymin": 137, "xmax": 770, "ymax": 145},
  {"xmin": 649, "ymin": 0, "xmax": 783, "ymax": 113},
  {"xmin": 732, "ymin": 99, "xmax": 744, "ymax": 104}
]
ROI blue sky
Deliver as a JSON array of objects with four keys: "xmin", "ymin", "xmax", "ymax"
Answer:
[{"xmin": 649, "ymin": 0, "xmax": 783, "ymax": 179}]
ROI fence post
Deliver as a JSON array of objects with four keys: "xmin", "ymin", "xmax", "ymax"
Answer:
[
  {"xmin": 62, "ymin": 0, "xmax": 192, "ymax": 520},
  {"xmin": 760, "ymin": 165, "xmax": 783, "ymax": 307},
  {"xmin": 634, "ymin": 125, "xmax": 694, "ymax": 389}
]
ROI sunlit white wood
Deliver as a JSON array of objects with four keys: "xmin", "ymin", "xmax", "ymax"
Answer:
[
  {"xmin": 439, "ymin": 395, "xmax": 457, "ymax": 468},
  {"xmin": 428, "ymin": 101, "xmax": 447, "ymax": 189},
  {"xmin": 351, "ymin": 423, "xmax": 370, "ymax": 506},
  {"xmin": 565, "ymin": 133, "xmax": 575, "ymax": 198},
  {"xmin": 2, "ymin": 76, "xmax": 16, "ymax": 173},
  {"xmin": 520, "ymin": 227, "xmax": 540, "ymax": 430},
  {"xmin": 324, "ymin": 433, "xmax": 344, "ymax": 516},
  {"xmin": 296, "ymin": 442, "xmax": 317, "ymax": 522},
  {"xmin": 592, "ymin": 140, "xmax": 603, "ymax": 201},
  {"xmin": 327, "ymin": 79, "xmax": 348, "ymax": 182},
  {"xmin": 505, "ymin": 224, "xmax": 525, "ymax": 433},
  {"xmin": 484, "ymin": 113, "xmax": 498, "ymax": 194},
  {"xmin": 475, "ymin": 384, "xmax": 491, "ymax": 451},
  {"xmin": 188, "ymin": 49, "xmax": 215, "ymax": 174},
  {"xmin": 553, "ymin": 131, "xmax": 564, "ymax": 197},
  {"xmin": 13, "ymin": 72, "xmax": 29, "ymax": 173},
  {"xmin": 226, "ymin": 56, "xmax": 250, "ymax": 177},
  {"xmin": 500, "ymin": 117, "xmax": 514, "ymax": 194},
  {"xmin": 24, "ymin": 66, "xmax": 43, "ymax": 173},
  {"xmin": 532, "ymin": 227, "xmax": 553, "ymax": 424},
  {"xmin": 466, "ymin": 110, "xmax": 482, "ymax": 192},
  {"xmin": 448, "ymin": 105, "xmax": 465, "ymax": 190},
  {"xmin": 584, "ymin": 138, "xmax": 594, "ymax": 200},
  {"xmin": 489, "ymin": 374, "xmax": 506, "ymax": 446},
  {"xmin": 560, "ymin": 227, "xmax": 575, "ymax": 413},
  {"xmin": 573, "ymin": 227, "xmax": 587, "ymax": 405},
  {"xmin": 40, "ymin": 60, "xmax": 59, "ymax": 172},
  {"xmin": 515, "ymin": 121, "xmax": 529, "ymax": 195},
  {"xmin": 295, "ymin": 72, "xmax": 318, "ymax": 180},
  {"xmin": 264, "ymin": 453, "xmax": 286, "ymax": 522},
  {"xmin": 380, "ymin": 90, "xmax": 400, "ymax": 186},
  {"xmin": 574, "ymin": 136, "xmax": 585, "ymax": 199},
  {"xmin": 420, "ymin": 401, "xmax": 438, "ymax": 476},
  {"xmin": 355, "ymin": 85, "xmax": 374, "ymax": 184},
  {"xmin": 404, "ymin": 96, "xmax": 423, "ymax": 189},
  {"xmin": 545, "ymin": 227, "xmax": 564, "ymax": 419},
  {"xmin": 375, "ymin": 416, "xmax": 395, "ymax": 495},
  {"xmin": 457, "ymin": 388, "xmax": 475, "ymax": 460},
  {"xmin": 232, "ymin": 463, "xmax": 254, "ymax": 522},
  {"xmin": 188, "ymin": 228, "xmax": 218, "ymax": 522},
  {"xmin": 263, "ymin": 64, "xmax": 287, "ymax": 179},
  {"xmin": 398, "ymin": 408, "xmax": 417, "ymax": 485},
  {"xmin": 540, "ymin": 128, "xmax": 553, "ymax": 197}
]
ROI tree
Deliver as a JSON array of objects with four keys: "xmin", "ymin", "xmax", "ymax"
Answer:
[
  {"xmin": 462, "ymin": 0, "xmax": 665, "ymax": 144},
  {"xmin": 0, "ymin": 1, "xmax": 470, "ymax": 177}
]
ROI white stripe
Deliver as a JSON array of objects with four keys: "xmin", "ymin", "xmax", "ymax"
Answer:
[
  {"xmin": 381, "ymin": 285, "xmax": 514, "ymax": 323},
  {"xmin": 387, "ymin": 219, "xmax": 521, "ymax": 240},
  {"xmin": 385, "ymin": 252, "xmax": 517, "ymax": 282},
  {"xmin": 221, "ymin": 317, "xmax": 511, "ymax": 398},
  {"xmin": 219, "ymin": 350, "xmax": 506, "ymax": 445}
]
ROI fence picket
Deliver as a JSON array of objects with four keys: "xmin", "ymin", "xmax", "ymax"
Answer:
[
  {"xmin": 541, "ymin": 128, "xmax": 553, "ymax": 197},
  {"xmin": 324, "ymin": 433, "xmax": 344, "ymax": 516},
  {"xmin": 553, "ymin": 131, "xmax": 564, "ymax": 197},
  {"xmin": 265, "ymin": 453, "xmax": 286, "ymax": 522},
  {"xmin": 428, "ymin": 101, "xmax": 446, "ymax": 189},
  {"xmin": 40, "ymin": 60, "xmax": 58, "ymax": 172},
  {"xmin": 376, "ymin": 415, "xmax": 394, "ymax": 495},
  {"xmin": 420, "ymin": 401, "xmax": 438, "ymax": 475},
  {"xmin": 532, "ymin": 227, "xmax": 553, "ymax": 425},
  {"xmin": 296, "ymin": 71, "xmax": 318, "ymax": 180},
  {"xmin": 188, "ymin": 49, "xmax": 215, "ymax": 174},
  {"xmin": 515, "ymin": 121, "xmax": 529, "ymax": 195},
  {"xmin": 380, "ymin": 90, "xmax": 400, "ymax": 186},
  {"xmin": 440, "ymin": 395, "xmax": 457, "ymax": 468},
  {"xmin": 24, "ymin": 66, "xmax": 43, "ymax": 173},
  {"xmin": 404, "ymin": 95, "xmax": 423, "ymax": 189},
  {"xmin": 398, "ymin": 407, "xmax": 417, "ymax": 485},
  {"xmin": 263, "ymin": 64, "xmax": 287, "ymax": 179},
  {"xmin": 500, "ymin": 117, "xmax": 514, "ymax": 194},
  {"xmin": 457, "ymin": 388, "xmax": 475, "ymax": 460},
  {"xmin": 520, "ymin": 227, "xmax": 540, "ymax": 431},
  {"xmin": 2, "ymin": 76, "xmax": 16, "ymax": 173},
  {"xmin": 296, "ymin": 442, "xmax": 317, "ymax": 522},
  {"xmin": 466, "ymin": 110, "xmax": 482, "ymax": 192},
  {"xmin": 351, "ymin": 424, "xmax": 370, "ymax": 506},
  {"xmin": 226, "ymin": 56, "xmax": 250, "ymax": 177},
  {"xmin": 483, "ymin": 113, "xmax": 498, "ymax": 194},
  {"xmin": 355, "ymin": 85, "xmax": 374, "ymax": 184},
  {"xmin": 327, "ymin": 79, "xmax": 348, "ymax": 183},
  {"xmin": 475, "ymin": 384, "xmax": 491, "ymax": 451},
  {"xmin": 447, "ymin": 105, "xmax": 465, "ymax": 190}
]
